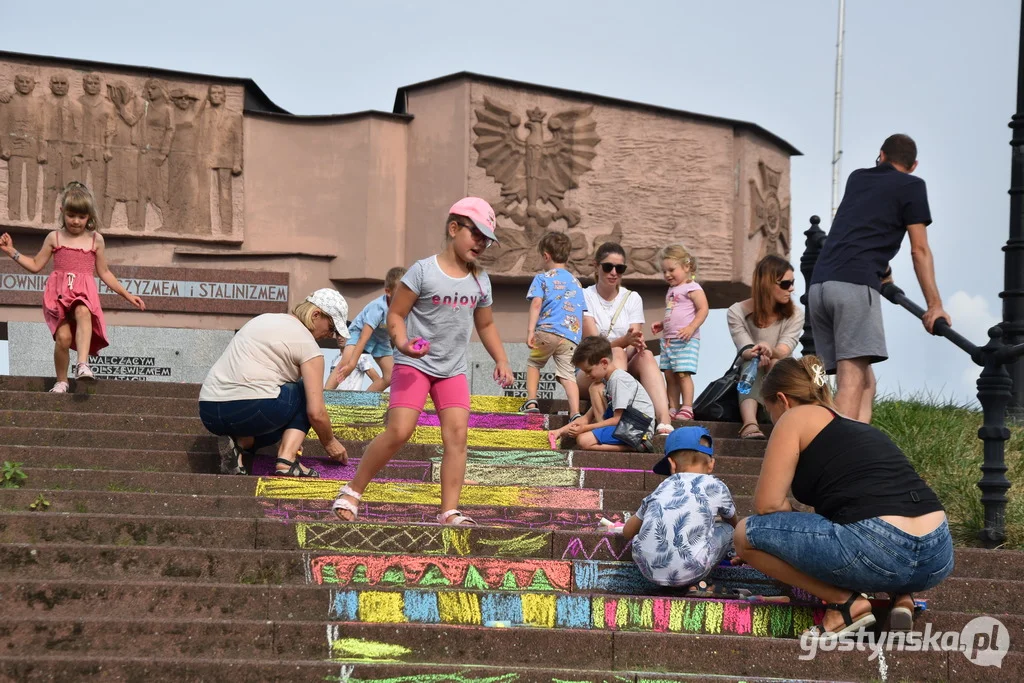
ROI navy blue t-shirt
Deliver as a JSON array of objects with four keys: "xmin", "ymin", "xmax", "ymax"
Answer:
[{"xmin": 811, "ymin": 163, "xmax": 932, "ymax": 290}]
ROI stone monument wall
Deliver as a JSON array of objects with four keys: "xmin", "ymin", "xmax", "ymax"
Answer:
[{"xmin": 0, "ymin": 57, "xmax": 246, "ymax": 241}]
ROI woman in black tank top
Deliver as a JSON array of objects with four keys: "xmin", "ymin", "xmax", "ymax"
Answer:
[{"xmin": 732, "ymin": 356, "xmax": 953, "ymax": 640}]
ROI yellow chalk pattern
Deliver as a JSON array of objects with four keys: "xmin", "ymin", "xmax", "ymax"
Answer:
[
  {"xmin": 428, "ymin": 395, "xmax": 525, "ymax": 414},
  {"xmin": 752, "ymin": 604, "xmax": 770, "ymax": 637},
  {"xmin": 615, "ymin": 599, "xmax": 628, "ymax": 628},
  {"xmin": 437, "ymin": 591, "xmax": 482, "ymax": 625},
  {"xmin": 329, "ymin": 425, "xmax": 549, "ymax": 450},
  {"xmin": 258, "ymin": 478, "xmax": 538, "ymax": 507},
  {"xmin": 635, "ymin": 599, "xmax": 654, "ymax": 630},
  {"xmin": 668, "ymin": 600, "xmax": 685, "ymax": 632},
  {"xmin": 330, "ymin": 637, "xmax": 412, "ymax": 662},
  {"xmin": 442, "ymin": 527, "xmax": 471, "ymax": 556},
  {"xmin": 521, "ymin": 593, "xmax": 556, "ymax": 628},
  {"xmin": 359, "ymin": 591, "xmax": 407, "ymax": 624},
  {"xmin": 703, "ymin": 601, "xmax": 724, "ymax": 634},
  {"xmin": 591, "ymin": 596, "xmax": 605, "ymax": 629}
]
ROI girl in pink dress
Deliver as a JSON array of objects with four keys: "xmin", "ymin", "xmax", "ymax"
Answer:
[{"xmin": 0, "ymin": 183, "xmax": 146, "ymax": 392}]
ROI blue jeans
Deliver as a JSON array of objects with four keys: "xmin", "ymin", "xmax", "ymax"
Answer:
[
  {"xmin": 198, "ymin": 381, "xmax": 310, "ymax": 451},
  {"xmin": 744, "ymin": 512, "xmax": 954, "ymax": 594}
]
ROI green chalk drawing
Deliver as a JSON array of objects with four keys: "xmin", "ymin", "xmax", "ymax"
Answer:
[
  {"xmin": 682, "ymin": 601, "xmax": 705, "ymax": 632},
  {"xmin": 526, "ymin": 568, "xmax": 554, "ymax": 591},
  {"xmin": 499, "ymin": 570, "xmax": 519, "ymax": 591},
  {"xmin": 477, "ymin": 532, "xmax": 548, "ymax": 557},
  {"xmin": 350, "ymin": 565, "xmax": 369, "ymax": 585},
  {"xmin": 419, "ymin": 565, "xmax": 453, "ymax": 587},
  {"xmin": 321, "ymin": 564, "xmax": 338, "ymax": 584},
  {"xmin": 450, "ymin": 448, "xmax": 568, "ymax": 467},
  {"xmin": 330, "ymin": 637, "xmax": 412, "ymax": 662},
  {"xmin": 350, "ymin": 673, "xmax": 520, "ymax": 683},
  {"xmin": 463, "ymin": 564, "xmax": 489, "ymax": 590},
  {"xmin": 381, "ymin": 566, "xmax": 406, "ymax": 585}
]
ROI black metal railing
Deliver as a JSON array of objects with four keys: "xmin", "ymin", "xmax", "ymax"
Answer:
[{"xmin": 880, "ymin": 283, "xmax": 1024, "ymax": 546}]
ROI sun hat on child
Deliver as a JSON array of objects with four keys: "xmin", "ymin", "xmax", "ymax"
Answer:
[
  {"xmin": 305, "ymin": 288, "xmax": 350, "ymax": 339},
  {"xmin": 449, "ymin": 197, "xmax": 499, "ymax": 243},
  {"xmin": 652, "ymin": 426, "xmax": 714, "ymax": 476}
]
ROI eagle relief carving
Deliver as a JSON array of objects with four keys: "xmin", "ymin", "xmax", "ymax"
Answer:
[
  {"xmin": 473, "ymin": 97, "xmax": 600, "ymax": 274},
  {"xmin": 749, "ymin": 160, "xmax": 791, "ymax": 259}
]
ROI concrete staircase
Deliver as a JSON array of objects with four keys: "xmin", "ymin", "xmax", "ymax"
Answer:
[{"xmin": 0, "ymin": 375, "xmax": 1020, "ymax": 682}]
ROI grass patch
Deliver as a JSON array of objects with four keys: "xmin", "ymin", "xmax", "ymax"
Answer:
[{"xmin": 873, "ymin": 396, "xmax": 1024, "ymax": 549}]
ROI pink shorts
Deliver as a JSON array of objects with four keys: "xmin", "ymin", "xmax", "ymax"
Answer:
[{"xmin": 389, "ymin": 364, "xmax": 470, "ymax": 412}]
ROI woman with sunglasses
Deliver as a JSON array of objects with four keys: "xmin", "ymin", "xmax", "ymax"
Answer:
[
  {"xmin": 199, "ymin": 288, "xmax": 351, "ymax": 477},
  {"xmin": 579, "ymin": 242, "xmax": 675, "ymax": 436},
  {"xmin": 726, "ymin": 255, "xmax": 805, "ymax": 439}
]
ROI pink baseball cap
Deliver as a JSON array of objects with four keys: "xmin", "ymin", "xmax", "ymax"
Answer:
[{"xmin": 449, "ymin": 197, "xmax": 498, "ymax": 243}]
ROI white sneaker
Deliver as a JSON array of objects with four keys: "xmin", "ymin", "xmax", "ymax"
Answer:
[
  {"xmin": 76, "ymin": 364, "xmax": 95, "ymax": 381},
  {"xmin": 49, "ymin": 381, "xmax": 69, "ymax": 393},
  {"xmin": 656, "ymin": 423, "xmax": 675, "ymax": 435}
]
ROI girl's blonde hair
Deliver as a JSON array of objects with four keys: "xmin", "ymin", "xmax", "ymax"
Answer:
[
  {"xmin": 760, "ymin": 355, "xmax": 835, "ymax": 409},
  {"xmin": 291, "ymin": 301, "xmax": 321, "ymax": 333},
  {"xmin": 60, "ymin": 182, "xmax": 100, "ymax": 232},
  {"xmin": 444, "ymin": 213, "xmax": 481, "ymax": 276},
  {"xmin": 658, "ymin": 244, "xmax": 697, "ymax": 281}
]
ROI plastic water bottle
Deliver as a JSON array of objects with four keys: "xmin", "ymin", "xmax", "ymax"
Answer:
[{"xmin": 737, "ymin": 356, "xmax": 760, "ymax": 395}]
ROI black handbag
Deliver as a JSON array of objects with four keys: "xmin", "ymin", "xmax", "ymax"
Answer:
[
  {"xmin": 612, "ymin": 385, "xmax": 655, "ymax": 452},
  {"xmin": 693, "ymin": 344, "xmax": 753, "ymax": 422}
]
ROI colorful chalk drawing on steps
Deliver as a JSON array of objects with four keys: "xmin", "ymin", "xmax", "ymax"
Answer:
[
  {"xmin": 461, "ymin": 448, "xmax": 571, "ymax": 467},
  {"xmin": 254, "ymin": 478, "xmax": 603, "ymax": 509},
  {"xmin": 430, "ymin": 461, "xmax": 585, "ymax": 488},
  {"xmin": 296, "ymin": 522, "xmax": 551, "ymax": 558},
  {"xmin": 559, "ymin": 535, "xmax": 633, "ymax": 561},
  {"xmin": 327, "ymin": 634, "xmax": 412, "ymax": 662},
  {"xmin": 324, "ymin": 405, "xmax": 549, "ymax": 430},
  {"xmin": 327, "ymin": 588, "xmax": 819, "ymax": 637},
  {"xmin": 327, "ymin": 668, "xmax": 521, "ymax": 683},
  {"xmin": 309, "ymin": 554, "xmax": 571, "ymax": 592},
  {"xmin": 259, "ymin": 499, "xmax": 622, "ymax": 529},
  {"xmin": 323, "ymin": 391, "xmax": 526, "ymax": 415},
  {"xmin": 324, "ymin": 425, "xmax": 551, "ymax": 450}
]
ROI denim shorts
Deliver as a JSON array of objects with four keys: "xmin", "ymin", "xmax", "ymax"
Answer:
[
  {"xmin": 198, "ymin": 381, "xmax": 311, "ymax": 451},
  {"xmin": 744, "ymin": 512, "xmax": 954, "ymax": 594}
]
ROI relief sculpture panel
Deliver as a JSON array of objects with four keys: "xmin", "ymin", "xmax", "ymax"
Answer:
[{"xmin": 0, "ymin": 63, "xmax": 244, "ymax": 241}]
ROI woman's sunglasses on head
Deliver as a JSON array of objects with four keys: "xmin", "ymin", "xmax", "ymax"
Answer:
[{"xmin": 600, "ymin": 262, "xmax": 627, "ymax": 274}]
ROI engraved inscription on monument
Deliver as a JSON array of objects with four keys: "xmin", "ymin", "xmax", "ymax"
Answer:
[{"xmin": 0, "ymin": 65, "xmax": 244, "ymax": 241}]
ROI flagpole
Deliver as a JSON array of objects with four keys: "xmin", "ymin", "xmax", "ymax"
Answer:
[{"xmin": 830, "ymin": 0, "xmax": 846, "ymax": 219}]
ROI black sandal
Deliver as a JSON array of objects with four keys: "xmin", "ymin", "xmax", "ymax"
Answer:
[
  {"xmin": 520, "ymin": 399, "xmax": 540, "ymax": 413},
  {"xmin": 803, "ymin": 593, "xmax": 876, "ymax": 640},
  {"xmin": 219, "ymin": 436, "xmax": 253, "ymax": 476},
  {"xmin": 272, "ymin": 457, "xmax": 320, "ymax": 478}
]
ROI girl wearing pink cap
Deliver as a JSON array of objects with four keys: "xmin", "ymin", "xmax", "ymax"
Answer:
[{"xmin": 333, "ymin": 197, "xmax": 513, "ymax": 526}]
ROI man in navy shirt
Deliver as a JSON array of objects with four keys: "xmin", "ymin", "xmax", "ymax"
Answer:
[{"xmin": 809, "ymin": 134, "xmax": 949, "ymax": 423}]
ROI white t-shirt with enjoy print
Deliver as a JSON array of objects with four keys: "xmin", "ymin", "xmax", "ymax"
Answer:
[{"xmin": 394, "ymin": 256, "xmax": 492, "ymax": 378}]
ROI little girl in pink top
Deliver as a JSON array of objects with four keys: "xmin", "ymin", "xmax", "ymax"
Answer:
[
  {"xmin": 651, "ymin": 244, "xmax": 708, "ymax": 421},
  {"xmin": 0, "ymin": 183, "xmax": 145, "ymax": 392}
]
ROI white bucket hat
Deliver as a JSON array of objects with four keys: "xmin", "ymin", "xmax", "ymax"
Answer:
[{"xmin": 305, "ymin": 288, "xmax": 350, "ymax": 339}]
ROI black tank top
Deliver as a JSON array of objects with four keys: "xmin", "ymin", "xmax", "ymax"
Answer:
[{"xmin": 790, "ymin": 408, "xmax": 944, "ymax": 524}]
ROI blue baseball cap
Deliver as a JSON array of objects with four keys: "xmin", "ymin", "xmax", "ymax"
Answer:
[{"xmin": 652, "ymin": 426, "xmax": 714, "ymax": 475}]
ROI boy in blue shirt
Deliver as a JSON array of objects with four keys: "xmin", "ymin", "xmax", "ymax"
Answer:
[
  {"xmin": 522, "ymin": 232, "xmax": 587, "ymax": 420},
  {"xmin": 329, "ymin": 266, "xmax": 406, "ymax": 392},
  {"xmin": 622, "ymin": 426, "xmax": 737, "ymax": 587}
]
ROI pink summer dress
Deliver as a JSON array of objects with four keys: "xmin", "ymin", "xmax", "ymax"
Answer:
[{"xmin": 42, "ymin": 231, "xmax": 109, "ymax": 356}]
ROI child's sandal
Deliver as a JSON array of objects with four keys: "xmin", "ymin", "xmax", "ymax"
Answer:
[
  {"xmin": 438, "ymin": 509, "xmax": 476, "ymax": 526},
  {"xmin": 49, "ymin": 381, "xmax": 69, "ymax": 394},
  {"xmin": 272, "ymin": 457, "xmax": 319, "ymax": 478},
  {"xmin": 520, "ymin": 399, "xmax": 540, "ymax": 414},
  {"xmin": 76, "ymin": 364, "xmax": 95, "ymax": 381},
  {"xmin": 332, "ymin": 484, "xmax": 362, "ymax": 521}
]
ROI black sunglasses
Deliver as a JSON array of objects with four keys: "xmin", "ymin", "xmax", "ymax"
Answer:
[
  {"xmin": 777, "ymin": 279, "xmax": 795, "ymax": 290},
  {"xmin": 599, "ymin": 262, "xmax": 627, "ymax": 275},
  {"xmin": 458, "ymin": 222, "xmax": 494, "ymax": 249}
]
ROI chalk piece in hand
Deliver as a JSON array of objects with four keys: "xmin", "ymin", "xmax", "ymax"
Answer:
[{"xmin": 411, "ymin": 338, "xmax": 430, "ymax": 353}]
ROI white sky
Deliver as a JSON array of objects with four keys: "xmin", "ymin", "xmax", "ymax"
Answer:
[{"xmin": 1, "ymin": 0, "xmax": 1019, "ymax": 405}]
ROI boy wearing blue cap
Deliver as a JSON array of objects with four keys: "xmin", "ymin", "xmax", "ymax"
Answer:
[{"xmin": 622, "ymin": 426, "xmax": 738, "ymax": 587}]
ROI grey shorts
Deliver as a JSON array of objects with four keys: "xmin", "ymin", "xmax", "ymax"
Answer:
[{"xmin": 808, "ymin": 281, "xmax": 888, "ymax": 373}]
